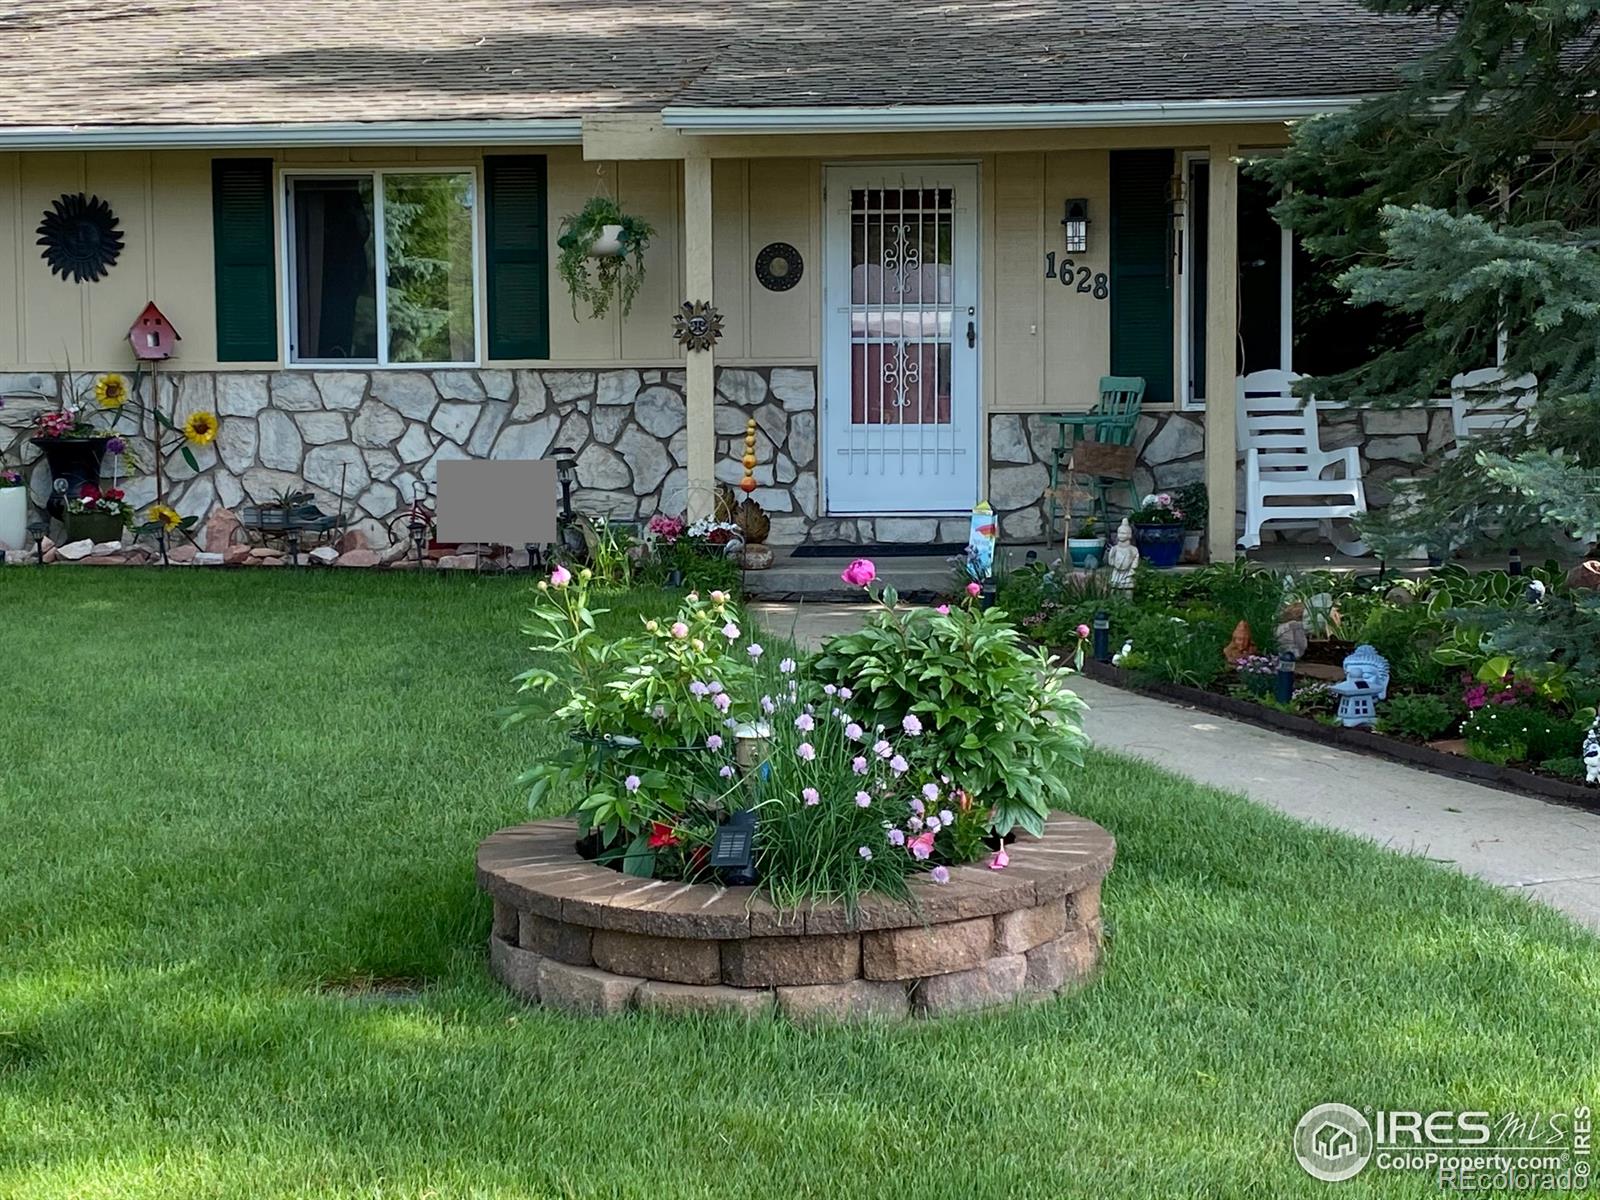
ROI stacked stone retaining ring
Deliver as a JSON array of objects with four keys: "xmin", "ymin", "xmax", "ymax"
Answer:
[{"xmin": 477, "ymin": 811, "xmax": 1115, "ymax": 1020}]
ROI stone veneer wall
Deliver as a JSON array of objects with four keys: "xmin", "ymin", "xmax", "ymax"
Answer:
[
  {"xmin": 0, "ymin": 366, "xmax": 818, "ymax": 549},
  {"xmin": 987, "ymin": 403, "xmax": 1459, "ymax": 545}
]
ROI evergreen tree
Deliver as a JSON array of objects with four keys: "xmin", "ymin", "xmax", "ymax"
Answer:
[{"xmin": 1261, "ymin": 0, "xmax": 1600, "ymax": 558}]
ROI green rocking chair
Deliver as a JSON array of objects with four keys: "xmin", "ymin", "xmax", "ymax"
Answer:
[{"xmin": 1045, "ymin": 375, "xmax": 1146, "ymax": 540}]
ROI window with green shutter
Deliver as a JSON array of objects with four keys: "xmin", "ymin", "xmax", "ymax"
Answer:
[
  {"xmin": 483, "ymin": 155, "xmax": 550, "ymax": 360},
  {"xmin": 1109, "ymin": 150, "xmax": 1175, "ymax": 406},
  {"xmin": 211, "ymin": 158, "xmax": 278, "ymax": 362}
]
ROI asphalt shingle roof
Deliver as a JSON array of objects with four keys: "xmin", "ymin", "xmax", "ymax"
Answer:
[{"xmin": 0, "ymin": 0, "xmax": 1449, "ymax": 129}]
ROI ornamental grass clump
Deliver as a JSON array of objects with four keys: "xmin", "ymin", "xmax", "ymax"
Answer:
[{"xmin": 812, "ymin": 561, "xmax": 1090, "ymax": 837}]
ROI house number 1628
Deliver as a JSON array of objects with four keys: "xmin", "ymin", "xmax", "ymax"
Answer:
[{"xmin": 1044, "ymin": 253, "xmax": 1109, "ymax": 300}]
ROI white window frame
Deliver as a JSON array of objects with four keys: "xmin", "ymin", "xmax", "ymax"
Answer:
[
  {"xmin": 279, "ymin": 165, "xmax": 483, "ymax": 369},
  {"xmin": 1176, "ymin": 150, "xmax": 1293, "ymax": 410}
]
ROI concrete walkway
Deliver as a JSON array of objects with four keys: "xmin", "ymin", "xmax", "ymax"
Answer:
[{"xmin": 753, "ymin": 601, "xmax": 1600, "ymax": 931}]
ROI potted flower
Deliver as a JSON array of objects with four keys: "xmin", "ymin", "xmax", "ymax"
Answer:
[
  {"xmin": 1066, "ymin": 513, "xmax": 1104, "ymax": 568},
  {"xmin": 1129, "ymin": 492, "xmax": 1187, "ymax": 568},
  {"xmin": 0, "ymin": 466, "xmax": 27, "ymax": 551},
  {"xmin": 555, "ymin": 196, "xmax": 654, "ymax": 321},
  {"xmin": 63, "ymin": 483, "xmax": 131, "ymax": 544},
  {"xmin": 1172, "ymin": 482, "xmax": 1207, "ymax": 562}
]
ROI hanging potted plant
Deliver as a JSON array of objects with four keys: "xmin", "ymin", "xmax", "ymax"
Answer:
[
  {"xmin": 1129, "ymin": 492, "xmax": 1187, "ymax": 569},
  {"xmin": 0, "ymin": 466, "xmax": 27, "ymax": 551},
  {"xmin": 555, "ymin": 196, "xmax": 653, "ymax": 321}
]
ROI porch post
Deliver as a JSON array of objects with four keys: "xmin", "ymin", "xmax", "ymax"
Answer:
[
  {"xmin": 683, "ymin": 154, "xmax": 716, "ymax": 522},
  {"xmin": 1203, "ymin": 144, "xmax": 1240, "ymax": 561}
]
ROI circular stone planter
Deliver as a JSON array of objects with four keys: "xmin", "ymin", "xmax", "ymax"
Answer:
[{"xmin": 476, "ymin": 812, "xmax": 1115, "ymax": 1021}]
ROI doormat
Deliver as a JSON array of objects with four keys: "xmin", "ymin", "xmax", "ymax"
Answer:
[{"xmin": 789, "ymin": 543, "xmax": 964, "ymax": 559}]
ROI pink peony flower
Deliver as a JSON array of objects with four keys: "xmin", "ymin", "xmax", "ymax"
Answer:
[
  {"xmin": 1076, "ymin": 623, "xmax": 1091, "ymax": 639},
  {"xmin": 989, "ymin": 847, "xmax": 1010, "ymax": 871},
  {"xmin": 909, "ymin": 831, "xmax": 935, "ymax": 860},
  {"xmin": 550, "ymin": 565, "xmax": 572, "ymax": 587},
  {"xmin": 670, "ymin": 622, "xmax": 689, "ymax": 639},
  {"xmin": 841, "ymin": 558, "xmax": 877, "ymax": 587},
  {"xmin": 802, "ymin": 787, "xmax": 820, "ymax": 806},
  {"xmin": 936, "ymin": 605, "xmax": 950, "ymax": 615},
  {"xmin": 966, "ymin": 581, "xmax": 982, "ymax": 597},
  {"xmin": 930, "ymin": 865, "xmax": 950, "ymax": 884},
  {"xmin": 797, "ymin": 742, "xmax": 816, "ymax": 761}
]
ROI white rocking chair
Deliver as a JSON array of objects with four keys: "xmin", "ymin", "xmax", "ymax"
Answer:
[
  {"xmin": 1449, "ymin": 367, "xmax": 1537, "ymax": 449},
  {"xmin": 1236, "ymin": 369, "xmax": 1369, "ymax": 556}
]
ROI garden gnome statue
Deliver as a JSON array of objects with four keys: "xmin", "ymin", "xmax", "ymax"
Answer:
[
  {"xmin": 1583, "ymin": 715, "xmax": 1600, "ymax": 785},
  {"xmin": 1331, "ymin": 644, "xmax": 1391, "ymax": 728},
  {"xmin": 1106, "ymin": 517, "xmax": 1140, "ymax": 593}
]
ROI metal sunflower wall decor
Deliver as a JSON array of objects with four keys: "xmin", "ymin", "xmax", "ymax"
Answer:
[
  {"xmin": 37, "ymin": 193, "xmax": 124, "ymax": 283},
  {"xmin": 672, "ymin": 300, "xmax": 724, "ymax": 352}
]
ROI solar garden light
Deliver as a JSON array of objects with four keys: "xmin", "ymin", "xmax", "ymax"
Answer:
[
  {"xmin": 29, "ymin": 520, "xmax": 46, "ymax": 565},
  {"xmin": 1275, "ymin": 650, "xmax": 1297, "ymax": 705},
  {"xmin": 408, "ymin": 512, "xmax": 429, "ymax": 570},
  {"xmin": 709, "ymin": 807, "xmax": 758, "ymax": 886},
  {"xmin": 732, "ymin": 721, "xmax": 771, "ymax": 772},
  {"xmin": 1508, "ymin": 546, "xmax": 1522, "ymax": 577},
  {"xmin": 1092, "ymin": 610, "xmax": 1111, "ymax": 663},
  {"xmin": 285, "ymin": 527, "xmax": 301, "ymax": 568}
]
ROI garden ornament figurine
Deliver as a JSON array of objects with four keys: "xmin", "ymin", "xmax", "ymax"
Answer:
[
  {"xmin": 1106, "ymin": 517, "xmax": 1140, "ymax": 593},
  {"xmin": 1331, "ymin": 643, "xmax": 1391, "ymax": 728},
  {"xmin": 1584, "ymin": 715, "xmax": 1600, "ymax": 785}
]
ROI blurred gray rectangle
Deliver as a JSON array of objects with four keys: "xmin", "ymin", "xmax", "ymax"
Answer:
[{"xmin": 435, "ymin": 459, "xmax": 557, "ymax": 544}]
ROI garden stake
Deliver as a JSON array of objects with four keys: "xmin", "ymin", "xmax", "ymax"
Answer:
[
  {"xmin": 1092, "ymin": 610, "xmax": 1110, "ymax": 663},
  {"xmin": 1275, "ymin": 651, "xmax": 1296, "ymax": 705}
]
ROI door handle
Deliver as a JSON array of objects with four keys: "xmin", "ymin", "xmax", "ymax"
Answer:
[{"xmin": 966, "ymin": 319, "xmax": 976, "ymax": 349}]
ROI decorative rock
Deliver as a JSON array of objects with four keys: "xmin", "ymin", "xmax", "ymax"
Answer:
[
  {"xmin": 862, "ymin": 916, "xmax": 994, "ymax": 981},
  {"xmin": 993, "ymin": 899, "xmax": 1068, "ymax": 955},
  {"xmin": 488, "ymin": 936, "xmax": 542, "ymax": 1002},
  {"xmin": 721, "ymin": 933, "xmax": 860, "ymax": 987},
  {"xmin": 333, "ymin": 529, "xmax": 368, "ymax": 554},
  {"xmin": 435, "ymin": 554, "xmax": 479, "ymax": 570},
  {"xmin": 1066, "ymin": 882, "xmax": 1102, "ymax": 930},
  {"xmin": 294, "ymin": 411, "xmax": 349, "ymax": 445},
  {"xmin": 1566, "ymin": 561, "xmax": 1600, "ymax": 591},
  {"xmin": 269, "ymin": 373, "xmax": 321, "ymax": 412},
  {"xmin": 634, "ymin": 981, "xmax": 775, "ymax": 1018},
  {"xmin": 88, "ymin": 540, "xmax": 122, "ymax": 556},
  {"xmin": 576, "ymin": 444, "xmax": 632, "ymax": 490},
  {"xmin": 431, "ymin": 401, "xmax": 479, "ymax": 445},
  {"xmin": 591, "ymin": 929, "xmax": 720, "ymax": 985},
  {"xmin": 519, "ymin": 911, "xmax": 594, "ymax": 966},
  {"xmin": 1142, "ymin": 415, "xmax": 1205, "ymax": 465},
  {"xmin": 911, "ymin": 953, "xmax": 1028, "ymax": 1016},
  {"xmin": 989, "ymin": 464, "xmax": 1049, "ymax": 510},
  {"xmin": 258, "ymin": 410, "xmax": 303, "ymax": 471},
  {"xmin": 769, "ymin": 367, "xmax": 816, "ymax": 412},
  {"xmin": 535, "ymin": 959, "xmax": 641, "ymax": 1016},
  {"xmin": 201, "ymin": 507, "xmax": 244, "ymax": 551},
  {"xmin": 1001, "ymin": 508, "xmax": 1045, "ymax": 541},
  {"xmin": 739, "ymin": 544, "xmax": 774, "ymax": 570},
  {"xmin": 776, "ymin": 979, "xmax": 910, "ymax": 1023},
  {"xmin": 989, "ymin": 414, "xmax": 1033, "ymax": 464},
  {"xmin": 352, "ymin": 402, "xmax": 406, "ymax": 448},
  {"xmin": 596, "ymin": 370, "xmax": 642, "ymax": 407},
  {"xmin": 308, "ymin": 545, "xmax": 339, "ymax": 565},
  {"xmin": 371, "ymin": 373, "xmax": 440, "ymax": 421},
  {"xmin": 56, "ymin": 539, "xmax": 94, "ymax": 561},
  {"xmin": 166, "ymin": 543, "xmax": 198, "ymax": 564},
  {"xmin": 334, "ymin": 548, "xmax": 381, "ymax": 568},
  {"xmin": 1023, "ymin": 927, "xmax": 1099, "ymax": 993},
  {"xmin": 434, "ymin": 371, "xmax": 485, "ymax": 403}
]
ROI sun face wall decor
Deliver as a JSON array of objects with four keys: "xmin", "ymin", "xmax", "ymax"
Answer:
[{"xmin": 37, "ymin": 193, "xmax": 124, "ymax": 283}]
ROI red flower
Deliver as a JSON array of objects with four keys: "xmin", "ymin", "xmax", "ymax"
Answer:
[
  {"xmin": 648, "ymin": 822, "xmax": 680, "ymax": 849},
  {"xmin": 79, "ymin": 484, "xmax": 100, "ymax": 503},
  {"xmin": 102, "ymin": 487, "xmax": 124, "ymax": 502}
]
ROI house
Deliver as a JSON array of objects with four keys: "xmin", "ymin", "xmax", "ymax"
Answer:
[{"xmin": 0, "ymin": 0, "xmax": 1453, "ymax": 556}]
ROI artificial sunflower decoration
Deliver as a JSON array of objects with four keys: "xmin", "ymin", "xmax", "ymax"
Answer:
[
  {"xmin": 182, "ymin": 410, "xmax": 219, "ymax": 446},
  {"xmin": 94, "ymin": 372, "xmax": 130, "ymax": 409},
  {"xmin": 147, "ymin": 504, "xmax": 181, "ymax": 531}
]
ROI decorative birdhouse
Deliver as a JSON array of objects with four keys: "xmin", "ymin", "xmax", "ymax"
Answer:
[
  {"xmin": 1331, "ymin": 644, "xmax": 1391, "ymax": 728},
  {"xmin": 128, "ymin": 301, "xmax": 180, "ymax": 360}
]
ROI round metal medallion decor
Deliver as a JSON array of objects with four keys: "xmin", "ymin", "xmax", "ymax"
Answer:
[
  {"xmin": 673, "ymin": 300, "xmax": 724, "ymax": 352},
  {"xmin": 37, "ymin": 193, "xmax": 124, "ymax": 284},
  {"xmin": 754, "ymin": 241, "xmax": 804, "ymax": 292}
]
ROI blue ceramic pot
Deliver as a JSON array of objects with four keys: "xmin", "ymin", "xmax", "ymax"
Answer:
[{"xmin": 1132, "ymin": 522, "xmax": 1185, "ymax": 568}]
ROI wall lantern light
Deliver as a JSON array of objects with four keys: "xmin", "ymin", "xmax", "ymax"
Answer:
[{"xmin": 1062, "ymin": 198, "xmax": 1090, "ymax": 254}]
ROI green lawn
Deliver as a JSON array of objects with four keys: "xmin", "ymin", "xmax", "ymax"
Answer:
[{"xmin": 1, "ymin": 570, "xmax": 1596, "ymax": 1199}]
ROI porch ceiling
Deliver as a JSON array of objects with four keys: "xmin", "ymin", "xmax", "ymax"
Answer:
[{"xmin": 0, "ymin": 0, "xmax": 1451, "ymax": 134}]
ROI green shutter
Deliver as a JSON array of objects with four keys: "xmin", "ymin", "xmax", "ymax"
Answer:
[
  {"xmin": 1109, "ymin": 150, "xmax": 1175, "ymax": 406},
  {"xmin": 484, "ymin": 155, "xmax": 550, "ymax": 360},
  {"xmin": 211, "ymin": 158, "xmax": 278, "ymax": 362}
]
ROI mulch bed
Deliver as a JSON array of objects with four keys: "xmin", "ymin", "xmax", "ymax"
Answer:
[{"xmin": 1077, "ymin": 658, "xmax": 1600, "ymax": 816}]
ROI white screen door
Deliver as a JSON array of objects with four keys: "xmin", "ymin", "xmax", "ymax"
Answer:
[{"xmin": 823, "ymin": 165, "xmax": 979, "ymax": 514}]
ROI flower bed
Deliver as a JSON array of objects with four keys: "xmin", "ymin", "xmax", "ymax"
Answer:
[
  {"xmin": 478, "ymin": 811, "xmax": 1114, "ymax": 1020},
  {"xmin": 489, "ymin": 558, "xmax": 1114, "ymax": 1017},
  {"xmin": 994, "ymin": 555, "xmax": 1600, "ymax": 799}
]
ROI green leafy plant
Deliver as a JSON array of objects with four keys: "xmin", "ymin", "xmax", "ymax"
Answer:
[
  {"xmin": 1171, "ymin": 482, "xmax": 1207, "ymax": 531},
  {"xmin": 555, "ymin": 196, "xmax": 654, "ymax": 320},
  {"xmin": 1359, "ymin": 603, "xmax": 1451, "ymax": 689},
  {"xmin": 1120, "ymin": 611, "xmax": 1232, "ymax": 690},
  {"xmin": 1377, "ymin": 693, "xmax": 1457, "ymax": 741},
  {"xmin": 1539, "ymin": 756, "xmax": 1587, "ymax": 781},
  {"xmin": 812, "ymin": 568, "xmax": 1090, "ymax": 837}
]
